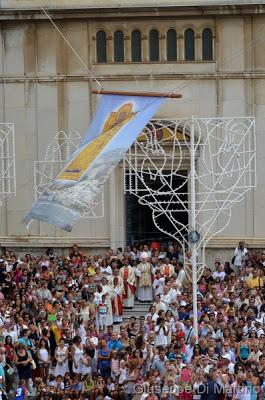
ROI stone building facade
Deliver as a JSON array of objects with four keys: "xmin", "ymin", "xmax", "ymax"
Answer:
[{"xmin": 0, "ymin": 0, "xmax": 264, "ymax": 262}]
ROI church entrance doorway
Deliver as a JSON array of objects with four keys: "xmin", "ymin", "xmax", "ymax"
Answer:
[{"xmin": 125, "ymin": 171, "xmax": 188, "ymax": 245}]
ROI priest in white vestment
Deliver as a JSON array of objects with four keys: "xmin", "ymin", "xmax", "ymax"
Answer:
[
  {"xmin": 137, "ymin": 252, "xmax": 154, "ymax": 301},
  {"xmin": 101, "ymin": 277, "xmax": 114, "ymax": 326},
  {"xmin": 160, "ymin": 257, "xmax": 175, "ymax": 278},
  {"xmin": 152, "ymin": 271, "xmax": 165, "ymax": 296},
  {"xmin": 109, "ymin": 268, "xmax": 124, "ymax": 294},
  {"xmin": 111, "ymin": 277, "xmax": 123, "ymax": 323}
]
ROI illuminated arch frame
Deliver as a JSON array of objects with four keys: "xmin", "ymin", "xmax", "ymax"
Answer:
[
  {"xmin": 0, "ymin": 123, "xmax": 16, "ymax": 205},
  {"xmin": 34, "ymin": 130, "xmax": 104, "ymax": 219}
]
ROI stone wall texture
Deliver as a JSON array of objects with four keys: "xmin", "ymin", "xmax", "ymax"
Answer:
[{"xmin": 0, "ymin": 2, "xmax": 264, "ymax": 260}]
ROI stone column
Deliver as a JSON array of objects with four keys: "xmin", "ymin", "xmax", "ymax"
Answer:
[
  {"xmin": 107, "ymin": 34, "xmax": 113, "ymax": 63},
  {"xmin": 124, "ymin": 34, "xmax": 131, "ymax": 62},
  {"xmin": 195, "ymin": 33, "xmax": 202, "ymax": 61},
  {"xmin": 142, "ymin": 34, "xmax": 149, "ymax": 62},
  {"xmin": 177, "ymin": 33, "xmax": 184, "ymax": 61},
  {"xmin": 160, "ymin": 33, "xmax": 167, "ymax": 61}
]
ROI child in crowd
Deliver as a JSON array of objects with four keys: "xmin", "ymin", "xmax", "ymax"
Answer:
[
  {"xmin": 98, "ymin": 295, "xmax": 108, "ymax": 331},
  {"xmin": 15, "ymin": 380, "xmax": 28, "ymax": 400}
]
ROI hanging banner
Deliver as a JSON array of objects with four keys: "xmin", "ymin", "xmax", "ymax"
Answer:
[{"xmin": 23, "ymin": 93, "xmax": 165, "ymax": 231}]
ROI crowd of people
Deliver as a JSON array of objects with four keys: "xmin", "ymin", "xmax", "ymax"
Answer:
[{"xmin": 0, "ymin": 241, "xmax": 265, "ymax": 400}]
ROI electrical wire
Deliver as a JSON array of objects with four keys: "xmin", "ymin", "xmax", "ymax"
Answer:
[
  {"xmin": 41, "ymin": 7, "xmax": 103, "ymax": 90},
  {"xmin": 0, "ymin": 5, "xmax": 263, "ymax": 235}
]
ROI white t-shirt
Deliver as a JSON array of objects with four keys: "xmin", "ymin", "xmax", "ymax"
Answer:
[
  {"xmin": 39, "ymin": 348, "xmax": 49, "ymax": 363},
  {"xmin": 212, "ymin": 271, "xmax": 225, "ymax": 280},
  {"xmin": 154, "ymin": 301, "xmax": 167, "ymax": 313},
  {"xmin": 178, "ymin": 269, "xmax": 186, "ymax": 284},
  {"xmin": 155, "ymin": 324, "xmax": 168, "ymax": 346},
  {"xmin": 234, "ymin": 247, "xmax": 248, "ymax": 267},
  {"xmin": 161, "ymin": 293, "xmax": 172, "ymax": 307},
  {"xmin": 145, "ymin": 312, "xmax": 159, "ymax": 323},
  {"xmin": 168, "ymin": 288, "xmax": 178, "ymax": 303},
  {"xmin": 227, "ymin": 362, "xmax": 235, "ymax": 374},
  {"xmin": 153, "ymin": 278, "xmax": 165, "ymax": 296},
  {"xmin": 100, "ymin": 266, "xmax": 113, "ymax": 275},
  {"xmin": 231, "ymin": 382, "xmax": 250, "ymax": 400},
  {"xmin": 3, "ymin": 329, "xmax": 18, "ymax": 343}
]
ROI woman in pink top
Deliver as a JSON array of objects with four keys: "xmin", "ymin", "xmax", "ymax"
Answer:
[{"xmin": 179, "ymin": 365, "xmax": 193, "ymax": 400}]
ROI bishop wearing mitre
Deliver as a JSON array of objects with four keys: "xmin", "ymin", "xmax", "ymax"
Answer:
[
  {"xmin": 136, "ymin": 252, "xmax": 154, "ymax": 302},
  {"xmin": 119, "ymin": 259, "xmax": 136, "ymax": 308}
]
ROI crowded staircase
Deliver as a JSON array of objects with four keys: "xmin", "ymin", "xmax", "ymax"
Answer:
[{"xmin": 122, "ymin": 299, "xmax": 153, "ymax": 323}]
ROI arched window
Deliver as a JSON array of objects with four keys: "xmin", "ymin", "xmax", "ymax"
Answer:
[
  {"xmin": 149, "ymin": 29, "xmax": 159, "ymax": 61},
  {"xmin": 131, "ymin": 30, "xmax": 142, "ymax": 62},
  {"xmin": 114, "ymin": 30, "xmax": 124, "ymax": 62},
  {"xmin": 167, "ymin": 29, "xmax": 177, "ymax": 61},
  {"xmin": 202, "ymin": 28, "xmax": 213, "ymax": 60},
  {"xmin": 184, "ymin": 28, "xmax": 195, "ymax": 61},
  {"xmin": 96, "ymin": 30, "xmax": 107, "ymax": 63}
]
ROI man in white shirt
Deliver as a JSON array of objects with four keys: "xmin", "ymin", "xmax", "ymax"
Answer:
[
  {"xmin": 255, "ymin": 319, "xmax": 265, "ymax": 337},
  {"xmin": 5, "ymin": 259, "xmax": 14, "ymax": 273},
  {"xmin": 222, "ymin": 342, "xmax": 236, "ymax": 363},
  {"xmin": 177, "ymin": 265, "xmax": 186, "ymax": 286},
  {"xmin": 146, "ymin": 305, "xmax": 159, "ymax": 323},
  {"xmin": 220, "ymin": 354, "xmax": 235, "ymax": 374},
  {"xmin": 100, "ymin": 263, "xmax": 112, "ymax": 276},
  {"xmin": 161, "ymin": 284, "xmax": 176, "ymax": 309},
  {"xmin": 243, "ymin": 317, "xmax": 256, "ymax": 336},
  {"xmin": 167, "ymin": 284, "xmax": 178, "ymax": 304},
  {"xmin": 212, "ymin": 262, "xmax": 225, "ymax": 280},
  {"xmin": 152, "ymin": 272, "xmax": 165, "ymax": 296},
  {"xmin": 35, "ymin": 282, "xmax": 53, "ymax": 302},
  {"xmin": 154, "ymin": 318, "xmax": 168, "ymax": 347},
  {"xmin": 3, "ymin": 322, "xmax": 18, "ymax": 343},
  {"xmin": 185, "ymin": 335, "xmax": 196, "ymax": 363},
  {"xmin": 184, "ymin": 319, "xmax": 195, "ymax": 343},
  {"xmin": 233, "ymin": 241, "xmax": 248, "ymax": 270},
  {"xmin": 248, "ymin": 343, "xmax": 262, "ymax": 364},
  {"xmin": 153, "ymin": 295, "xmax": 167, "ymax": 313}
]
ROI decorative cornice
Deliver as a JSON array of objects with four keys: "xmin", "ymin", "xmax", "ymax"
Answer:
[
  {"xmin": 0, "ymin": 3, "xmax": 264, "ymax": 20},
  {"xmin": 0, "ymin": 236, "xmax": 265, "ymax": 250},
  {"xmin": 0, "ymin": 236, "xmax": 110, "ymax": 248},
  {"xmin": 0, "ymin": 71, "xmax": 264, "ymax": 83},
  {"xmin": 207, "ymin": 237, "xmax": 265, "ymax": 249}
]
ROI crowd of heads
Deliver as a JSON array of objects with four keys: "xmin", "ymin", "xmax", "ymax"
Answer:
[{"xmin": 0, "ymin": 241, "xmax": 265, "ymax": 400}]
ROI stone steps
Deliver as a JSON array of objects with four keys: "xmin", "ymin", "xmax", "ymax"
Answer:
[{"xmin": 122, "ymin": 300, "xmax": 153, "ymax": 323}]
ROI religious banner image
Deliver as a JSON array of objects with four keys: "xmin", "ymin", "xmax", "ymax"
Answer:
[{"xmin": 23, "ymin": 93, "xmax": 164, "ymax": 231}]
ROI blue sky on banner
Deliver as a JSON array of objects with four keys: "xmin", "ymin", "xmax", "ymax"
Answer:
[{"xmin": 80, "ymin": 94, "xmax": 163, "ymax": 145}]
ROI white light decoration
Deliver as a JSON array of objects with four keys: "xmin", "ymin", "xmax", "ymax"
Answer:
[
  {"xmin": 0, "ymin": 123, "xmax": 16, "ymax": 205},
  {"xmin": 124, "ymin": 116, "xmax": 256, "ymax": 339},
  {"xmin": 34, "ymin": 130, "xmax": 104, "ymax": 218}
]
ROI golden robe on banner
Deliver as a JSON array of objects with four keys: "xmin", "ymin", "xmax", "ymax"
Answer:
[{"xmin": 59, "ymin": 103, "xmax": 136, "ymax": 181}]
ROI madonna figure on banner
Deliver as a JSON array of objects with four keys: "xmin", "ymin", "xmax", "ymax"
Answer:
[
  {"xmin": 136, "ymin": 252, "xmax": 154, "ymax": 302},
  {"xmin": 119, "ymin": 259, "xmax": 136, "ymax": 308}
]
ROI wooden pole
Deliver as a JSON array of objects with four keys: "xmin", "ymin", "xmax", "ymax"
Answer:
[{"xmin": 91, "ymin": 89, "xmax": 182, "ymax": 98}]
